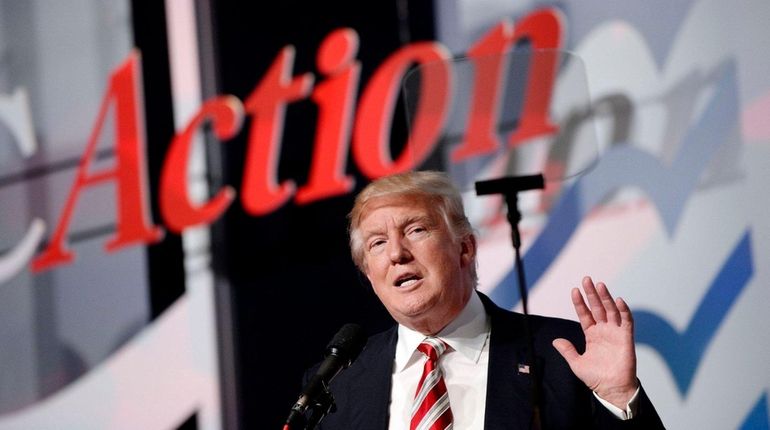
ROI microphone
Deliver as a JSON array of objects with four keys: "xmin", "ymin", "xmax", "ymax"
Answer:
[{"xmin": 285, "ymin": 323, "xmax": 367, "ymax": 429}]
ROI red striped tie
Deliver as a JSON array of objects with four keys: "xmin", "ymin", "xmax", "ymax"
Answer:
[{"xmin": 410, "ymin": 338, "xmax": 453, "ymax": 430}]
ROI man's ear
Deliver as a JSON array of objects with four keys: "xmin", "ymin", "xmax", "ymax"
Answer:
[
  {"xmin": 460, "ymin": 234, "xmax": 477, "ymax": 267},
  {"xmin": 361, "ymin": 262, "xmax": 373, "ymax": 283},
  {"xmin": 355, "ymin": 268, "xmax": 373, "ymax": 288}
]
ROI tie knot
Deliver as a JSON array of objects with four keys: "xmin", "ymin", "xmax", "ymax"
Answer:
[{"xmin": 417, "ymin": 337, "xmax": 448, "ymax": 362}]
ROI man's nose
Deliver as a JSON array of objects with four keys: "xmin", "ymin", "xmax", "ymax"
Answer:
[{"xmin": 388, "ymin": 236, "xmax": 412, "ymax": 263}]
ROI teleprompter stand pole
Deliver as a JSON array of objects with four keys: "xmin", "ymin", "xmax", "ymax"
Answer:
[{"xmin": 475, "ymin": 173, "xmax": 545, "ymax": 430}]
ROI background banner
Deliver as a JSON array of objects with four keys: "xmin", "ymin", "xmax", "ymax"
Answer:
[{"xmin": 0, "ymin": 1, "xmax": 768, "ymax": 429}]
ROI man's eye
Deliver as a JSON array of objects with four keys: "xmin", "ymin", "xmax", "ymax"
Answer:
[
  {"xmin": 369, "ymin": 239, "xmax": 386, "ymax": 249},
  {"xmin": 408, "ymin": 226, "xmax": 427, "ymax": 236}
]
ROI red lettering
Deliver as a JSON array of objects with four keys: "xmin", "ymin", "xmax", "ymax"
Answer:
[
  {"xmin": 241, "ymin": 47, "xmax": 314, "ymax": 215},
  {"xmin": 14, "ymin": 11, "xmax": 570, "ymax": 273},
  {"xmin": 160, "ymin": 96, "xmax": 244, "ymax": 232},
  {"xmin": 352, "ymin": 42, "xmax": 451, "ymax": 179},
  {"xmin": 451, "ymin": 8, "xmax": 564, "ymax": 162},
  {"xmin": 32, "ymin": 51, "xmax": 162, "ymax": 272},
  {"xmin": 451, "ymin": 21, "xmax": 515, "ymax": 162},
  {"xmin": 295, "ymin": 28, "xmax": 359, "ymax": 204},
  {"xmin": 507, "ymin": 8, "xmax": 564, "ymax": 144}
]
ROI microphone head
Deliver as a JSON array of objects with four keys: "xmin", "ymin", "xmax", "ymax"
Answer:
[{"xmin": 325, "ymin": 323, "xmax": 366, "ymax": 366}]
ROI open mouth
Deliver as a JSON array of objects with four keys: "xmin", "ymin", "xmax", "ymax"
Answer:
[{"xmin": 395, "ymin": 274, "xmax": 421, "ymax": 288}]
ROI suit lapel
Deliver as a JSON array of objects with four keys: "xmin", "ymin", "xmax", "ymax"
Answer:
[
  {"xmin": 480, "ymin": 293, "xmax": 538, "ymax": 430},
  {"xmin": 337, "ymin": 326, "xmax": 397, "ymax": 430},
  {"xmin": 341, "ymin": 295, "xmax": 539, "ymax": 429}
]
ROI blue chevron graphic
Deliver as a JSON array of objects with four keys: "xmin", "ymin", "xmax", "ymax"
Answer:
[
  {"xmin": 490, "ymin": 60, "xmax": 739, "ymax": 309},
  {"xmin": 740, "ymin": 393, "xmax": 770, "ymax": 430},
  {"xmin": 634, "ymin": 231, "xmax": 754, "ymax": 395}
]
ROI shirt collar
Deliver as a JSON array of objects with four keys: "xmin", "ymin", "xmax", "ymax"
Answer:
[{"xmin": 394, "ymin": 292, "xmax": 490, "ymax": 372}]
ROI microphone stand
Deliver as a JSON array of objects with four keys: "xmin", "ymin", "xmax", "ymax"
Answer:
[
  {"xmin": 286, "ymin": 390, "xmax": 336, "ymax": 430},
  {"xmin": 284, "ymin": 323, "xmax": 365, "ymax": 430},
  {"xmin": 475, "ymin": 173, "xmax": 545, "ymax": 430}
]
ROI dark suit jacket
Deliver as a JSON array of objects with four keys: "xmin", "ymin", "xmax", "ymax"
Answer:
[{"xmin": 312, "ymin": 292, "xmax": 664, "ymax": 429}]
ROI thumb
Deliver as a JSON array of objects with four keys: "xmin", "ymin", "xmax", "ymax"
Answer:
[{"xmin": 552, "ymin": 338, "xmax": 580, "ymax": 364}]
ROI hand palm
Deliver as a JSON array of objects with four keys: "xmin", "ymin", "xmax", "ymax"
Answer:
[{"xmin": 552, "ymin": 277, "xmax": 639, "ymax": 408}]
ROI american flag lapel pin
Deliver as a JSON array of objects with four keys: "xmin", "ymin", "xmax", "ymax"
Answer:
[{"xmin": 517, "ymin": 363, "xmax": 530, "ymax": 374}]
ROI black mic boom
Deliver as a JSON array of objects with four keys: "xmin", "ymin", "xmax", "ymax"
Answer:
[
  {"xmin": 474, "ymin": 173, "xmax": 545, "ymax": 195},
  {"xmin": 286, "ymin": 323, "xmax": 367, "ymax": 429}
]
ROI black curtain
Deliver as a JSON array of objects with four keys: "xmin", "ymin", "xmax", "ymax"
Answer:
[{"xmin": 208, "ymin": 1, "xmax": 436, "ymax": 428}]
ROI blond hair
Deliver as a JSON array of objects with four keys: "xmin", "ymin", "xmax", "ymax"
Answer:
[{"xmin": 348, "ymin": 171, "xmax": 476, "ymax": 281}]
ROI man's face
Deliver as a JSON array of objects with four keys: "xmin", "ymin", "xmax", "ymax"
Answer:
[{"xmin": 357, "ymin": 195, "xmax": 476, "ymax": 334}]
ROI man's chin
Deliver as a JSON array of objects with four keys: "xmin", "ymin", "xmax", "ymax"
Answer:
[{"xmin": 394, "ymin": 305, "xmax": 450, "ymax": 333}]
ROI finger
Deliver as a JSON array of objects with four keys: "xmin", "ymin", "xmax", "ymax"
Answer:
[
  {"xmin": 596, "ymin": 281, "xmax": 621, "ymax": 326},
  {"xmin": 571, "ymin": 287, "xmax": 595, "ymax": 331},
  {"xmin": 616, "ymin": 297, "xmax": 634, "ymax": 329},
  {"xmin": 582, "ymin": 276, "xmax": 606, "ymax": 322},
  {"xmin": 552, "ymin": 338, "xmax": 581, "ymax": 365}
]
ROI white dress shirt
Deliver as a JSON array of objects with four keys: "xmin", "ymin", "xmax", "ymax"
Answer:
[
  {"xmin": 386, "ymin": 293, "xmax": 639, "ymax": 429},
  {"xmin": 389, "ymin": 293, "xmax": 490, "ymax": 430}
]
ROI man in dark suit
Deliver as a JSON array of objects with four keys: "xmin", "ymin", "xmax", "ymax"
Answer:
[{"xmin": 312, "ymin": 171, "xmax": 664, "ymax": 429}]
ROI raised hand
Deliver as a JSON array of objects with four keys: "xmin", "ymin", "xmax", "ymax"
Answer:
[{"xmin": 552, "ymin": 276, "xmax": 639, "ymax": 408}]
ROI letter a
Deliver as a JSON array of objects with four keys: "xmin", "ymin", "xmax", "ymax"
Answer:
[{"xmin": 32, "ymin": 50, "xmax": 162, "ymax": 272}]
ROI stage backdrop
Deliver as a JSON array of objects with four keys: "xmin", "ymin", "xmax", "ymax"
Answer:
[
  {"xmin": 0, "ymin": 1, "xmax": 769, "ymax": 430},
  {"xmin": 431, "ymin": 2, "xmax": 770, "ymax": 429},
  {"xmin": 213, "ymin": 1, "xmax": 770, "ymax": 428}
]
